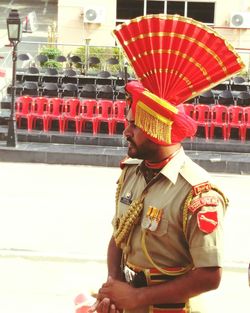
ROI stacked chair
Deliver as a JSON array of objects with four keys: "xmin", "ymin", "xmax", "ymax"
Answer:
[
  {"xmin": 14, "ymin": 96, "xmax": 128, "ymax": 136},
  {"xmin": 13, "ymin": 52, "xmax": 250, "ymax": 141}
]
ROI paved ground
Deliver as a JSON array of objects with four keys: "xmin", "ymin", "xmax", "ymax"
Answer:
[
  {"xmin": 0, "ymin": 0, "xmax": 58, "ymax": 102},
  {"xmin": 0, "ymin": 162, "xmax": 249, "ymax": 313},
  {"xmin": 0, "ymin": 257, "xmax": 247, "ymax": 313}
]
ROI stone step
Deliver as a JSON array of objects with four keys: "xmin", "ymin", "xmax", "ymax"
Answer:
[
  {"xmin": 0, "ymin": 140, "xmax": 249, "ymax": 174},
  {"xmin": 0, "ymin": 95, "xmax": 11, "ymax": 109},
  {"xmin": 0, "ymin": 109, "xmax": 10, "ymax": 125},
  {"xmin": 0, "ymin": 125, "xmax": 249, "ymax": 152}
]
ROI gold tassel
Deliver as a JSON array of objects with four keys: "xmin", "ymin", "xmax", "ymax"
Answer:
[{"xmin": 135, "ymin": 102, "xmax": 172, "ymax": 143}]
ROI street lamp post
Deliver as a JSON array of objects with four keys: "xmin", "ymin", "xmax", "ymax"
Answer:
[
  {"xmin": 6, "ymin": 9, "xmax": 22, "ymax": 147},
  {"xmin": 84, "ymin": 38, "xmax": 91, "ymax": 74}
]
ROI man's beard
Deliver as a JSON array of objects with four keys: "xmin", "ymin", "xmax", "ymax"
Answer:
[
  {"xmin": 127, "ymin": 139, "xmax": 139, "ymax": 158},
  {"xmin": 127, "ymin": 138, "xmax": 156, "ymax": 160}
]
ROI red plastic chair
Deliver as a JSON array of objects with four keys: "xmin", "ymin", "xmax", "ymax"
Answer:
[
  {"xmin": 95, "ymin": 100, "xmax": 114, "ymax": 134},
  {"xmin": 183, "ymin": 103, "xmax": 195, "ymax": 119},
  {"xmin": 210, "ymin": 105, "xmax": 228, "ymax": 140},
  {"xmin": 15, "ymin": 96, "xmax": 33, "ymax": 131},
  {"xmin": 112, "ymin": 100, "xmax": 128, "ymax": 134},
  {"xmin": 29, "ymin": 97, "xmax": 49, "ymax": 131},
  {"xmin": 44, "ymin": 97, "xmax": 64, "ymax": 132},
  {"xmin": 227, "ymin": 106, "xmax": 245, "ymax": 140},
  {"xmin": 243, "ymin": 107, "xmax": 250, "ymax": 141},
  {"xmin": 61, "ymin": 98, "xmax": 81, "ymax": 133},
  {"xmin": 194, "ymin": 104, "xmax": 211, "ymax": 140},
  {"xmin": 78, "ymin": 99, "xmax": 98, "ymax": 134}
]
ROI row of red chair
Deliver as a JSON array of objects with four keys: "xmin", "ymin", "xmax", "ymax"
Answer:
[
  {"xmin": 183, "ymin": 103, "xmax": 250, "ymax": 141},
  {"xmin": 15, "ymin": 96, "xmax": 127, "ymax": 135}
]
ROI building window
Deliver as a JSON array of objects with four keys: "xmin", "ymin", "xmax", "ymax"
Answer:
[
  {"xmin": 116, "ymin": 1, "xmax": 215, "ymax": 24},
  {"xmin": 187, "ymin": 2, "xmax": 215, "ymax": 24},
  {"xmin": 167, "ymin": 1, "xmax": 185, "ymax": 16},
  {"xmin": 146, "ymin": 1, "xmax": 165, "ymax": 14},
  {"xmin": 117, "ymin": 0, "xmax": 144, "ymax": 20}
]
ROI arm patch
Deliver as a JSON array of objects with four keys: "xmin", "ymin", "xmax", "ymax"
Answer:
[
  {"xmin": 188, "ymin": 196, "xmax": 219, "ymax": 213},
  {"xmin": 197, "ymin": 210, "xmax": 218, "ymax": 233}
]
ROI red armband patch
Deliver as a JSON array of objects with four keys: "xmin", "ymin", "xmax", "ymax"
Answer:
[
  {"xmin": 192, "ymin": 182, "xmax": 211, "ymax": 196},
  {"xmin": 197, "ymin": 210, "xmax": 218, "ymax": 233},
  {"xmin": 188, "ymin": 196, "xmax": 219, "ymax": 213}
]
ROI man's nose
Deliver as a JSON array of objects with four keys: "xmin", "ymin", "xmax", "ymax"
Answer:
[{"xmin": 123, "ymin": 123, "xmax": 131, "ymax": 138}]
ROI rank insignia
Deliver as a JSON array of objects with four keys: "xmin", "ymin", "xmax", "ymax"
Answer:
[
  {"xmin": 197, "ymin": 210, "xmax": 218, "ymax": 233},
  {"xmin": 192, "ymin": 182, "xmax": 211, "ymax": 196},
  {"xmin": 120, "ymin": 192, "xmax": 133, "ymax": 205},
  {"xmin": 142, "ymin": 206, "xmax": 163, "ymax": 231},
  {"xmin": 188, "ymin": 196, "xmax": 219, "ymax": 213}
]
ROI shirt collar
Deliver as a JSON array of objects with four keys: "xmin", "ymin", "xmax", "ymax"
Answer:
[
  {"xmin": 159, "ymin": 147, "xmax": 186, "ymax": 184},
  {"xmin": 136, "ymin": 147, "xmax": 186, "ymax": 184}
]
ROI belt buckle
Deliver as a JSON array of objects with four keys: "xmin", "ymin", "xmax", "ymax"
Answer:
[{"xmin": 123, "ymin": 265, "xmax": 136, "ymax": 284}]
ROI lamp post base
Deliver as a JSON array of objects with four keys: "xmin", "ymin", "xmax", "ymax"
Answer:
[{"xmin": 6, "ymin": 118, "xmax": 17, "ymax": 147}]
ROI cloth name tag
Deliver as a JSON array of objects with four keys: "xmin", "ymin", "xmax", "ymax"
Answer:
[
  {"xmin": 120, "ymin": 192, "xmax": 133, "ymax": 205},
  {"xmin": 120, "ymin": 197, "xmax": 132, "ymax": 205}
]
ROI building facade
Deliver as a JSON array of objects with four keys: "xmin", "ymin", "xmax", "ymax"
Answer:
[{"xmin": 57, "ymin": 0, "xmax": 250, "ymax": 72}]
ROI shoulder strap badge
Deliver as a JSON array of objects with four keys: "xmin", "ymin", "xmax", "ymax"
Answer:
[{"xmin": 192, "ymin": 182, "xmax": 211, "ymax": 196}]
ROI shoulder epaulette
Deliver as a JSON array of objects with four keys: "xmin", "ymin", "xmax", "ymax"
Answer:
[
  {"xmin": 120, "ymin": 157, "xmax": 142, "ymax": 169},
  {"xmin": 180, "ymin": 156, "xmax": 211, "ymax": 187}
]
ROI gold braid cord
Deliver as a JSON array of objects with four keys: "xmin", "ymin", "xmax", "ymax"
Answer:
[
  {"xmin": 114, "ymin": 199, "xmax": 144, "ymax": 247},
  {"xmin": 183, "ymin": 184, "xmax": 229, "ymax": 238},
  {"xmin": 141, "ymin": 230, "xmax": 193, "ymax": 276},
  {"xmin": 114, "ymin": 167, "xmax": 145, "ymax": 247}
]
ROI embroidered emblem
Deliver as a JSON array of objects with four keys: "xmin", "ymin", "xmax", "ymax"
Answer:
[
  {"xmin": 192, "ymin": 182, "xmax": 211, "ymax": 196},
  {"xmin": 197, "ymin": 210, "xmax": 218, "ymax": 233},
  {"xmin": 188, "ymin": 196, "xmax": 219, "ymax": 213},
  {"xmin": 142, "ymin": 206, "xmax": 163, "ymax": 231},
  {"xmin": 120, "ymin": 192, "xmax": 133, "ymax": 205}
]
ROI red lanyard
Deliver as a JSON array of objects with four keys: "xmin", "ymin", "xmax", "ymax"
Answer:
[{"xmin": 144, "ymin": 149, "xmax": 180, "ymax": 169}]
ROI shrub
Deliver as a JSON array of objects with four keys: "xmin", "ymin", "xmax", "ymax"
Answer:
[
  {"xmin": 43, "ymin": 60, "xmax": 62, "ymax": 69},
  {"xmin": 39, "ymin": 46, "xmax": 62, "ymax": 60},
  {"xmin": 38, "ymin": 46, "xmax": 63, "ymax": 69},
  {"xmin": 72, "ymin": 46, "xmax": 132, "ymax": 74}
]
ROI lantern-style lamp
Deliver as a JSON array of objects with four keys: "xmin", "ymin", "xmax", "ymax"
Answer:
[
  {"xmin": 6, "ymin": 9, "xmax": 22, "ymax": 147},
  {"xmin": 7, "ymin": 9, "xmax": 22, "ymax": 43}
]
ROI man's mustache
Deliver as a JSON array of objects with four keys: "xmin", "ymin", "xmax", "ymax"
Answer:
[{"xmin": 126, "ymin": 137, "xmax": 135, "ymax": 146}]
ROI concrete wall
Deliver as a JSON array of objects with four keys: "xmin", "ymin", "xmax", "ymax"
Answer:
[
  {"xmin": 214, "ymin": 0, "xmax": 250, "ymax": 73},
  {"xmin": 57, "ymin": 0, "xmax": 117, "ymax": 47}
]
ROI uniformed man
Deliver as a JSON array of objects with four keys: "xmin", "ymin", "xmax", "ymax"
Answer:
[
  {"xmin": 90, "ymin": 14, "xmax": 243, "ymax": 313},
  {"xmin": 92, "ymin": 80, "xmax": 228, "ymax": 313}
]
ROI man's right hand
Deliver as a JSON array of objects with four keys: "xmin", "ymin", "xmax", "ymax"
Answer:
[{"xmin": 88, "ymin": 297, "xmax": 120, "ymax": 313}]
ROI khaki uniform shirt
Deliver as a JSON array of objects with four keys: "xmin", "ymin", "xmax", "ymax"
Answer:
[{"xmin": 113, "ymin": 148, "xmax": 227, "ymax": 269}]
